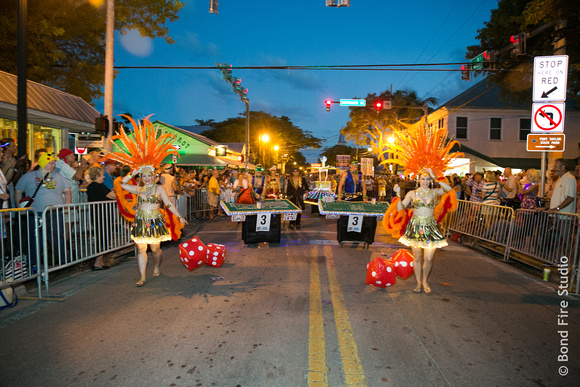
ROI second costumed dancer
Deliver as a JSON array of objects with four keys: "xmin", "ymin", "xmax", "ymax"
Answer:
[
  {"xmin": 104, "ymin": 115, "xmax": 188, "ymax": 287},
  {"xmin": 383, "ymin": 125, "xmax": 462, "ymax": 294}
]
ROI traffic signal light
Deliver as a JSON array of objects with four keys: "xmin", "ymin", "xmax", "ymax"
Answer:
[
  {"xmin": 510, "ymin": 33, "xmax": 526, "ymax": 55},
  {"xmin": 209, "ymin": 0, "xmax": 218, "ymax": 14},
  {"xmin": 95, "ymin": 115, "xmax": 109, "ymax": 135},
  {"xmin": 374, "ymin": 100, "xmax": 383, "ymax": 110},
  {"xmin": 325, "ymin": 100, "xmax": 332, "ymax": 112},
  {"xmin": 461, "ymin": 64, "xmax": 470, "ymax": 81},
  {"xmin": 237, "ymin": 154, "xmax": 244, "ymax": 163},
  {"xmin": 217, "ymin": 63, "xmax": 233, "ymax": 82},
  {"xmin": 482, "ymin": 50, "xmax": 496, "ymax": 70}
]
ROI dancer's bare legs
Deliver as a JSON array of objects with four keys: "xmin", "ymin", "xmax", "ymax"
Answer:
[
  {"xmin": 136, "ymin": 243, "xmax": 149, "ymax": 286},
  {"xmin": 422, "ymin": 248, "xmax": 436, "ymax": 293},
  {"xmin": 150, "ymin": 243, "xmax": 162, "ymax": 277},
  {"xmin": 412, "ymin": 247, "xmax": 422, "ymax": 292}
]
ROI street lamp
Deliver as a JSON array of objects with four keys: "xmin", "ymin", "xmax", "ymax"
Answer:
[
  {"xmin": 259, "ymin": 133, "xmax": 270, "ymax": 166},
  {"xmin": 387, "ymin": 135, "xmax": 396, "ymax": 173},
  {"xmin": 273, "ymin": 145, "xmax": 279, "ymax": 167}
]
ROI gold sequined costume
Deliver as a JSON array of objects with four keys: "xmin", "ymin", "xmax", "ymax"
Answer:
[{"xmin": 131, "ymin": 209, "xmax": 172, "ymax": 244}]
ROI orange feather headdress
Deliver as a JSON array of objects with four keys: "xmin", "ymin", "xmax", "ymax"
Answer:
[
  {"xmin": 102, "ymin": 114, "xmax": 178, "ymax": 172},
  {"xmin": 384, "ymin": 125, "xmax": 463, "ymax": 179}
]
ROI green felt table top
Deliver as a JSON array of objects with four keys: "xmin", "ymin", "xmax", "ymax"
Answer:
[
  {"xmin": 220, "ymin": 199, "xmax": 302, "ymax": 215},
  {"xmin": 318, "ymin": 201, "xmax": 390, "ymax": 216}
]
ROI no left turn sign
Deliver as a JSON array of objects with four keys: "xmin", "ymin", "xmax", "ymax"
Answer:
[{"xmin": 531, "ymin": 102, "xmax": 565, "ymax": 133}]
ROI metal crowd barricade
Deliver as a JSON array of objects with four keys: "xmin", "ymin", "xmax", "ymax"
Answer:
[
  {"xmin": 176, "ymin": 194, "xmax": 187, "ymax": 221},
  {"xmin": 447, "ymin": 200, "xmax": 580, "ymax": 295},
  {"xmin": 447, "ymin": 200, "xmax": 515, "ymax": 249},
  {"xmin": 506, "ymin": 209, "xmax": 579, "ymax": 293},
  {"xmin": 41, "ymin": 201, "xmax": 132, "ymax": 293},
  {"xmin": 186, "ymin": 188, "xmax": 209, "ymax": 220},
  {"xmin": 0, "ymin": 208, "xmax": 42, "ymax": 300}
]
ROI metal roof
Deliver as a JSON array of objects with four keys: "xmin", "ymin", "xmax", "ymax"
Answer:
[
  {"xmin": 439, "ymin": 77, "xmax": 578, "ymax": 111},
  {"xmin": 0, "ymin": 70, "xmax": 100, "ymax": 132}
]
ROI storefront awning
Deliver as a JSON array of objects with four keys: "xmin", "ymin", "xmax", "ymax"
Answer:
[
  {"xmin": 217, "ymin": 157, "xmax": 256, "ymax": 169},
  {"xmin": 166, "ymin": 154, "xmax": 228, "ymax": 167}
]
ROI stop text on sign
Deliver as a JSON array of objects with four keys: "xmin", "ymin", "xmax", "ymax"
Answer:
[{"xmin": 533, "ymin": 55, "xmax": 568, "ymax": 102}]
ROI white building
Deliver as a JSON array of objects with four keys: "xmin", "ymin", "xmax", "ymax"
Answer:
[{"xmin": 426, "ymin": 78, "xmax": 579, "ymax": 172}]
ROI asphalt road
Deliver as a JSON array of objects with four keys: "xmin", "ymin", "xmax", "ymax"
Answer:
[{"xmin": 1, "ymin": 211, "xmax": 579, "ymax": 387}]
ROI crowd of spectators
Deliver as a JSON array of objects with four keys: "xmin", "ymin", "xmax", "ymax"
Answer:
[{"xmin": 1, "ymin": 137, "xmax": 579, "ymax": 270}]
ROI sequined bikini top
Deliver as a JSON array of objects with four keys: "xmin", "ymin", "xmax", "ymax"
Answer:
[
  {"xmin": 138, "ymin": 194, "xmax": 161, "ymax": 205},
  {"xmin": 138, "ymin": 185, "xmax": 161, "ymax": 205},
  {"xmin": 414, "ymin": 198, "xmax": 435, "ymax": 209}
]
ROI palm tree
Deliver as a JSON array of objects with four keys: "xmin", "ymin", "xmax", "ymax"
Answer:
[{"xmin": 194, "ymin": 119, "xmax": 216, "ymax": 127}]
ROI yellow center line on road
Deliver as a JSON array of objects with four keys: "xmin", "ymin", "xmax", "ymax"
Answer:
[
  {"xmin": 308, "ymin": 245, "xmax": 328, "ymax": 386},
  {"xmin": 324, "ymin": 245, "xmax": 368, "ymax": 386}
]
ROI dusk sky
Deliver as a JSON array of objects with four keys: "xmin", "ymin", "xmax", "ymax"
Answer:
[{"xmin": 93, "ymin": 0, "xmax": 500, "ymax": 162}]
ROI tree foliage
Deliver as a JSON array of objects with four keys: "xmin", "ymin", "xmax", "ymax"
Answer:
[
  {"xmin": 340, "ymin": 89, "xmax": 437, "ymax": 164},
  {"xmin": 318, "ymin": 144, "xmax": 358, "ymax": 166},
  {"xmin": 200, "ymin": 111, "xmax": 323, "ymax": 166},
  {"xmin": 466, "ymin": 0, "xmax": 580, "ymax": 103},
  {"xmin": 0, "ymin": 0, "xmax": 184, "ymax": 102}
]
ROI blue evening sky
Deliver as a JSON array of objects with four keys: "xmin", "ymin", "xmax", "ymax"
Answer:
[{"xmin": 94, "ymin": 0, "xmax": 499, "ymax": 162}]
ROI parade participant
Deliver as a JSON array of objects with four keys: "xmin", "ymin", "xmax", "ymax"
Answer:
[
  {"xmin": 103, "ymin": 115, "xmax": 187, "ymax": 287},
  {"xmin": 385, "ymin": 125, "xmax": 462, "ymax": 294},
  {"xmin": 252, "ymin": 165, "xmax": 266, "ymax": 198},
  {"xmin": 285, "ymin": 167, "xmax": 309, "ymax": 230},
  {"xmin": 337, "ymin": 161, "xmax": 367, "ymax": 202},
  {"xmin": 233, "ymin": 170, "xmax": 256, "ymax": 204},
  {"xmin": 207, "ymin": 168, "xmax": 220, "ymax": 221},
  {"xmin": 265, "ymin": 166, "xmax": 280, "ymax": 198}
]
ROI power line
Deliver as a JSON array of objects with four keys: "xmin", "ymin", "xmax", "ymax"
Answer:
[{"xmin": 114, "ymin": 62, "xmax": 506, "ymax": 72}]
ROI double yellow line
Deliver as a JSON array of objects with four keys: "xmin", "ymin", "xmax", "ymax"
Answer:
[{"xmin": 308, "ymin": 245, "xmax": 367, "ymax": 386}]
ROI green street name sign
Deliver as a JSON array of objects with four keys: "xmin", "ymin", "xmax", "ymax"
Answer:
[
  {"xmin": 470, "ymin": 52, "xmax": 485, "ymax": 70},
  {"xmin": 340, "ymin": 99, "xmax": 366, "ymax": 107}
]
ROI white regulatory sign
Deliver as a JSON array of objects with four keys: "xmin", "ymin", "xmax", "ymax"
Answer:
[
  {"xmin": 532, "ymin": 55, "xmax": 568, "ymax": 102},
  {"xmin": 531, "ymin": 102, "xmax": 565, "ymax": 133}
]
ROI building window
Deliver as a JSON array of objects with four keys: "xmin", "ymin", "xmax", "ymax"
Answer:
[
  {"xmin": 519, "ymin": 118, "xmax": 531, "ymax": 141},
  {"xmin": 490, "ymin": 117, "xmax": 502, "ymax": 140},
  {"xmin": 456, "ymin": 117, "xmax": 467, "ymax": 139},
  {"xmin": 438, "ymin": 118, "xmax": 445, "ymax": 129}
]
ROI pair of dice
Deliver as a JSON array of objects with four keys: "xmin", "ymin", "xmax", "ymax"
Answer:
[
  {"xmin": 179, "ymin": 237, "xmax": 226, "ymax": 271},
  {"xmin": 365, "ymin": 249, "xmax": 414, "ymax": 288}
]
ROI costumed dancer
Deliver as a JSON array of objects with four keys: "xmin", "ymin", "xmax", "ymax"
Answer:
[
  {"xmin": 265, "ymin": 166, "xmax": 280, "ymax": 199},
  {"xmin": 104, "ymin": 115, "xmax": 188, "ymax": 287},
  {"xmin": 285, "ymin": 167, "xmax": 309, "ymax": 230},
  {"xmin": 337, "ymin": 161, "xmax": 368, "ymax": 202},
  {"xmin": 383, "ymin": 125, "xmax": 462, "ymax": 294}
]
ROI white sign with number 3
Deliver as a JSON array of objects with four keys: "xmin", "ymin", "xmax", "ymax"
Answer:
[
  {"xmin": 256, "ymin": 213, "xmax": 271, "ymax": 232},
  {"xmin": 347, "ymin": 214, "xmax": 362, "ymax": 233}
]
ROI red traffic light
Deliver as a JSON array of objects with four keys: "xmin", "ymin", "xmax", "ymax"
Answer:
[
  {"xmin": 237, "ymin": 154, "xmax": 244, "ymax": 162},
  {"xmin": 325, "ymin": 100, "xmax": 332, "ymax": 112},
  {"xmin": 374, "ymin": 101, "xmax": 383, "ymax": 110},
  {"xmin": 510, "ymin": 35, "xmax": 519, "ymax": 44}
]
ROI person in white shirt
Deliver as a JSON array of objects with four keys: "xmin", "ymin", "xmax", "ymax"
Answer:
[{"xmin": 546, "ymin": 159, "xmax": 576, "ymax": 214}]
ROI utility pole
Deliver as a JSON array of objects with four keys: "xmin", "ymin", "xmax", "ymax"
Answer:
[
  {"xmin": 17, "ymin": 0, "xmax": 27, "ymax": 158},
  {"xmin": 104, "ymin": 0, "xmax": 115, "ymax": 151}
]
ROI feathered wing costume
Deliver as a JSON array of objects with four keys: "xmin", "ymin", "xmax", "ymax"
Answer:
[
  {"xmin": 382, "ymin": 125, "xmax": 462, "ymax": 241},
  {"xmin": 103, "ymin": 115, "xmax": 183, "ymax": 241}
]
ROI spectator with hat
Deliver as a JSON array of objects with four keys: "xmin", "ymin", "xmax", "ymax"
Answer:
[
  {"xmin": 55, "ymin": 148, "xmax": 89, "ymax": 204},
  {"xmin": 15, "ymin": 152, "xmax": 71, "ymax": 265},
  {"xmin": 102, "ymin": 158, "xmax": 118, "ymax": 189}
]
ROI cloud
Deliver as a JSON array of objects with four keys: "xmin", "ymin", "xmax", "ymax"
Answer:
[
  {"xmin": 177, "ymin": 32, "xmax": 220, "ymax": 57},
  {"xmin": 259, "ymin": 55, "xmax": 323, "ymax": 91},
  {"xmin": 119, "ymin": 29, "xmax": 153, "ymax": 57}
]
